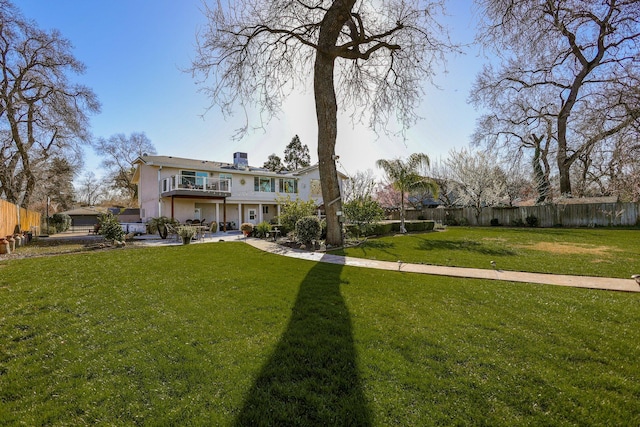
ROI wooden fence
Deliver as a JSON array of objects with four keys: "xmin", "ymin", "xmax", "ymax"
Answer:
[
  {"xmin": 395, "ymin": 202, "xmax": 640, "ymax": 228},
  {"xmin": 0, "ymin": 199, "xmax": 42, "ymax": 237}
]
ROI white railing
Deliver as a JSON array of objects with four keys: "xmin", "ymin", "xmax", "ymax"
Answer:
[{"xmin": 161, "ymin": 175, "xmax": 231, "ymax": 194}]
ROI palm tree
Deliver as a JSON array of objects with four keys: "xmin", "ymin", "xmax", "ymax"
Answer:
[{"xmin": 376, "ymin": 153, "xmax": 438, "ymax": 233}]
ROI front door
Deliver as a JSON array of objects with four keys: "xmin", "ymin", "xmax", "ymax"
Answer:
[{"xmin": 248, "ymin": 209, "xmax": 257, "ymax": 224}]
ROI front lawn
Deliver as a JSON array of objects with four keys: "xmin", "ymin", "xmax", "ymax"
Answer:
[
  {"xmin": 1, "ymin": 242, "xmax": 639, "ymax": 425},
  {"xmin": 335, "ymin": 227, "xmax": 640, "ymax": 278}
]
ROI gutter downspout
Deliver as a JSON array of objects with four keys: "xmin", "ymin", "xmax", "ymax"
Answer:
[{"xmin": 158, "ymin": 166, "xmax": 163, "ymax": 218}]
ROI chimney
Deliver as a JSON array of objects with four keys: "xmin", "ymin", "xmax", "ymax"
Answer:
[{"xmin": 233, "ymin": 152, "xmax": 248, "ymax": 169}]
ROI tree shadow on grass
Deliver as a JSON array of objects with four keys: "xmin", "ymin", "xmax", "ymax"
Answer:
[
  {"xmin": 415, "ymin": 238, "xmax": 518, "ymax": 256},
  {"xmin": 234, "ymin": 261, "xmax": 372, "ymax": 426}
]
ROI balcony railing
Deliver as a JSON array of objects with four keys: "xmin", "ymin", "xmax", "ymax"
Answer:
[{"xmin": 161, "ymin": 175, "xmax": 231, "ymax": 196}]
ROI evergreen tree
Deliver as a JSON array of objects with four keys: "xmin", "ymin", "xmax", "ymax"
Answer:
[
  {"xmin": 263, "ymin": 153, "xmax": 284, "ymax": 172},
  {"xmin": 284, "ymin": 135, "xmax": 310, "ymax": 170}
]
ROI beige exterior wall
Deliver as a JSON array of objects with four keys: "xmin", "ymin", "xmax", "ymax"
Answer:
[{"xmin": 135, "ymin": 158, "xmax": 346, "ymax": 227}]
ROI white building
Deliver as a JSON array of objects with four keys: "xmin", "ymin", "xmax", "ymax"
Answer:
[{"xmin": 132, "ymin": 152, "xmax": 346, "ymax": 230}]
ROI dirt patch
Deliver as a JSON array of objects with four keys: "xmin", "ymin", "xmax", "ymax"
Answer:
[{"xmin": 523, "ymin": 242, "xmax": 618, "ymax": 256}]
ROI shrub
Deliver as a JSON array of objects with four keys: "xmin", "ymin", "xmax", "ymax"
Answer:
[
  {"xmin": 147, "ymin": 216, "xmax": 177, "ymax": 239},
  {"xmin": 343, "ymin": 197, "xmax": 385, "ymax": 238},
  {"xmin": 254, "ymin": 221, "xmax": 272, "ymax": 238},
  {"xmin": 277, "ymin": 196, "xmax": 317, "ymax": 231},
  {"xmin": 50, "ymin": 213, "xmax": 72, "ymax": 232},
  {"xmin": 443, "ymin": 218, "xmax": 459, "ymax": 226},
  {"xmin": 490, "ymin": 218, "xmax": 500, "ymax": 226},
  {"xmin": 98, "ymin": 213, "xmax": 125, "ymax": 242},
  {"xmin": 370, "ymin": 223, "xmax": 393, "ymax": 236},
  {"xmin": 526, "ymin": 215, "xmax": 539, "ymax": 227},
  {"xmin": 295, "ymin": 216, "xmax": 321, "ymax": 246},
  {"xmin": 512, "ymin": 218, "xmax": 525, "ymax": 227}
]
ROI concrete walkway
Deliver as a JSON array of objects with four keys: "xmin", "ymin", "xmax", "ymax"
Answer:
[
  {"xmin": 46, "ymin": 231, "xmax": 639, "ymax": 292},
  {"xmin": 244, "ymin": 238, "xmax": 640, "ymax": 293}
]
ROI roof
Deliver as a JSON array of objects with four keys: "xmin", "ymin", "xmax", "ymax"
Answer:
[
  {"xmin": 60, "ymin": 207, "xmax": 107, "ymax": 216},
  {"xmin": 556, "ymin": 196, "xmax": 619, "ymax": 205},
  {"xmin": 135, "ymin": 155, "xmax": 286, "ymax": 176},
  {"xmin": 134, "ymin": 155, "xmax": 348, "ymax": 180}
]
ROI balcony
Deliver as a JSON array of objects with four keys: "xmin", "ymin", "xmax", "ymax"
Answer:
[{"xmin": 161, "ymin": 175, "xmax": 231, "ymax": 198}]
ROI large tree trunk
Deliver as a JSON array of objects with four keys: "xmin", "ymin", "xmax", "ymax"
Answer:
[
  {"xmin": 556, "ymin": 118, "xmax": 573, "ymax": 196},
  {"xmin": 314, "ymin": 52, "xmax": 343, "ymax": 246},
  {"xmin": 313, "ymin": 0, "xmax": 356, "ymax": 247}
]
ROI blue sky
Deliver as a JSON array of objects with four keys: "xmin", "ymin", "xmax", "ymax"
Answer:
[{"xmin": 18, "ymin": 1, "xmax": 484, "ymax": 179}]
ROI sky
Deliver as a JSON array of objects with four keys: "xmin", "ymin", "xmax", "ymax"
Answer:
[{"xmin": 17, "ymin": 0, "xmax": 485, "ymax": 181}]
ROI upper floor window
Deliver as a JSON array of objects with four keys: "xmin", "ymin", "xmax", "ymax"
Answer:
[
  {"xmin": 220, "ymin": 173, "xmax": 232, "ymax": 191},
  {"xmin": 254, "ymin": 176, "xmax": 275, "ymax": 192},
  {"xmin": 279, "ymin": 178, "xmax": 298, "ymax": 194},
  {"xmin": 181, "ymin": 170, "xmax": 208, "ymax": 188}
]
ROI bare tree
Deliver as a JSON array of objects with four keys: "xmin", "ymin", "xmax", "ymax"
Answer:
[
  {"xmin": 92, "ymin": 132, "xmax": 156, "ymax": 203},
  {"xmin": 445, "ymin": 148, "xmax": 506, "ymax": 223},
  {"xmin": 342, "ymin": 169, "xmax": 377, "ymax": 204},
  {"xmin": 473, "ymin": 0, "xmax": 640, "ymax": 196},
  {"xmin": 76, "ymin": 171, "xmax": 106, "ymax": 206},
  {"xmin": 0, "ymin": 1, "xmax": 99, "ymax": 207},
  {"xmin": 191, "ymin": 0, "xmax": 453, "ymax": 245}
]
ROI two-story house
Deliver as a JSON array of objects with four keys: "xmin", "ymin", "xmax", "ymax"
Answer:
[{"xmin": 132, "ymin": 152, "xmax": 346, "ymax": 230}]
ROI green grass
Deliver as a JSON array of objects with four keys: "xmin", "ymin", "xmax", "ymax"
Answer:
[
  {"xmin": 1, "ymin": 242, "xmax": 639, "ymax": 425},
  {"xmin": 335, "ymin": 227, "xmax": 640, "ymax": 278}
]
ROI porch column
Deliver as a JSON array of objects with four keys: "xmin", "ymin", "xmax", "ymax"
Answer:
[
  {"xmin": 215, "ymin": 203, "xmax": 220, "ymax": 231},
  {"xmin": 237, "ymin": 203, "xmax": 242, "ymax": 228},
  {"xmin": 277, "ymin": 204, "xmax": 281, "ymax": 225},
  {"xmin": 258, "ymin": 203, "xmax": 263, "ymax": 223}
]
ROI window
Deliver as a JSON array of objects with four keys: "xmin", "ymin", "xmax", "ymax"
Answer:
[
  {"xmin": 181, "ymin": 170, "xmax": 196, "ymax": 187},
  {"xmin": 262, "ymin": 206, "xmax": 269, "ymax": 214},
  {"xmin": 220, "ymin": 173, "xmax": 232, "ymax": 191},
  {"xmin": 180, "ymin": 170, "xmax": 208, "ymax": 188},
  {"xmin": 195, "ymin": 171, "xmax": 207, "ymax": 187},
  {"xmin": 279, "ymin": 178, "xmax": 298, "ymax": 194},
  {"xmin": 310, "ymin": 179, "xmax": 322, "ymax": 196},
  {"xmin": 254, "ymin": 177, "xmax": 275, "ymax": 192}
]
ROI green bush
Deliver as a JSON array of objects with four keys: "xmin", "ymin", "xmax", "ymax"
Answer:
[
  {"xmin": 343, "ymin": 197, "xmax": 385, "ymax": 238},
  {"xmin": 370, "ymin": 223, "xmax": 393, "ymax": 236},
  {"xmin": 295, "ymin": 216, "xmax": 321, "ymax": 245},
  {"xmin": 147, "ymin": 216, "xmax": 177, "ymax": 239},
  {"xmin": 512, "ymin": 218, "xmax": 525, "ymax": 227},
  {"xmin": 277, "ymin": 196, "xmax": 317, "ymax": 231},
  {"xmin": 50, "ymin": 213, "xmax": 72, "ymax": 232},
  {"xmin": 254, "ymin": 221, "xmax": 272, "ymax": 238},
  {"xmin": 98, "ymin": 213, "xmax": 125, "ymax": 242},
  {"xmin": 526, "ymin": 215, "xmax": 539, "ymax": 227},
  {"xmin": 490, "ymin": 218, "xmax": 500, "ymax": 226}
]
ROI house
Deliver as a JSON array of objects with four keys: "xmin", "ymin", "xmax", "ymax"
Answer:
[
  {"xmin": 60, "ymin": 207, "xmax": 106, "ymax": 228},
  {"xmin": 132, "ymin": 152, "xmax": 346, "ymax": 230}
]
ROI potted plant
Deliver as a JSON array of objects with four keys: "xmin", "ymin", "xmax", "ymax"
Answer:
[
  {"xmin": 240, "ymin": 222, "xmax": 254, "ymax": 237},
  {"xmin": 177, "ymin": 225, "xmax": 197, "ymax": 244}
]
